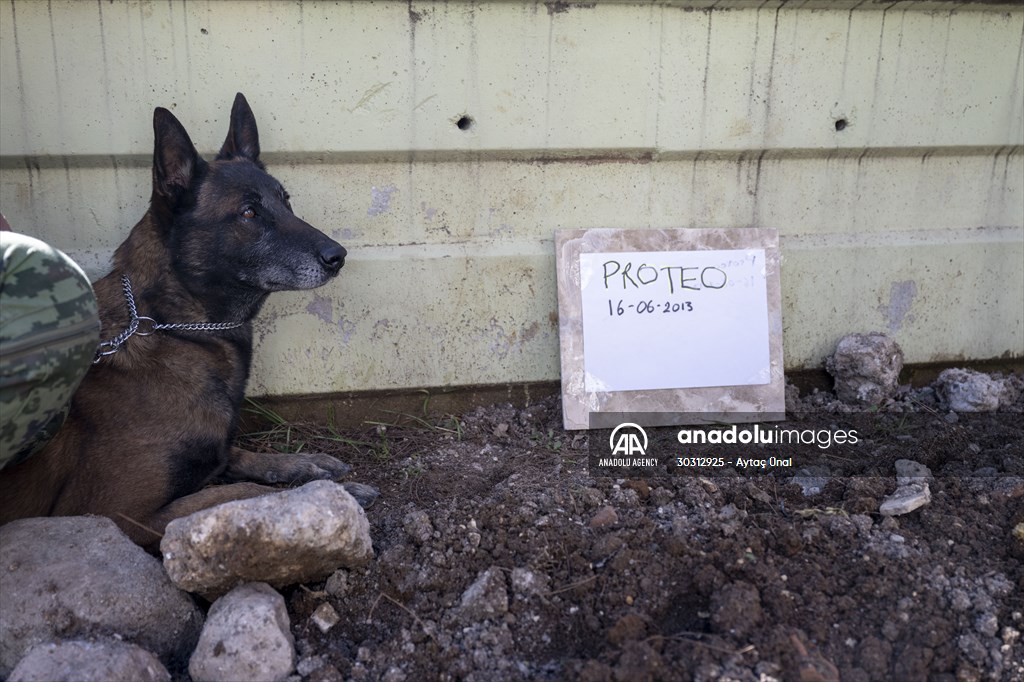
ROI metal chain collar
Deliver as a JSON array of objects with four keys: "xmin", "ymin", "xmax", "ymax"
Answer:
[{"xmin": 93, "ymin": 275, "xmax": 245, "ymax": 363}]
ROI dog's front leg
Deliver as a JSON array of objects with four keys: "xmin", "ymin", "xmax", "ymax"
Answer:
[
  {"xmin": 130, "ymin": 481, "xmax": 279, "ymax": 551},
  {"xmin": 222, "ymin": 447, "xmax": 378, "ymax": 507}
]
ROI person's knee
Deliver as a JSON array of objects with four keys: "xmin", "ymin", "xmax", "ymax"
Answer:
[{"xmin": 2, "ymin": 232, "xmax": 98, "ymax": 334}]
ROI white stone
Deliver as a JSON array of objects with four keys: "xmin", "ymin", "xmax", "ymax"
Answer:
[
  {"xmin": 880, "ymin": 483, "xmax": 932, "ymax": 516},
  {"xmin": 459, "ymin": 567, "xmax": 509, "ymax": 620},
  {"xmin": 935, "ymin": 368, "xmax": 1004, "ymax": 412},
  {"xmin": 161, "ymin": 480, "xmax": 374, "ymax": 599},
  {"xmin": 188, "ymin": 583, "xmax": 295, "ymax": 682}
]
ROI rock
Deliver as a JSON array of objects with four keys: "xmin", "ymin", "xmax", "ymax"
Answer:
[
  {"xmin": 402, "ymin": 510, "xmax": 434, "ymax": 544},
  {"xmin": 895, "ymin": 459, "xmax": 933, "ymax": 487},
  {"xmin": 745, "ymin": 482, "xmax": 772, "ymax": 504},
  {"xmin": 161, "ymin": 480, "xmax": 374, "ymax": 599},
  {"xmin": 0, "ymin": 517, "xmax": 203, "ymax": 678},
  {"xmin": 589, "ymin": 505, "xmax": 619, "ymax": 529},
  {"xmin": 510, "ymin": 567, "xmax": 550, "ymax": 600},
  {"xmin": 310, "ymin": 603, "xmax": 341, "ymax": 633},
  {"xmin": 8, "ymin": 640, "xmax": 170, "ymax": 682},
  {"xmin": 791, "ymin": 466, "xmax": 831, "ymax": 497},
  {"xmin": 825, "ymin": 332, "xmax": 904, "ymax": 405},
  {"xmin": 934, "ymin": 368, "xmax": 1003, "ymax": 412},
  {"xmin": 324, "ymin": 569, "xmax": 351, "ymax": 598},
  {"xmin": 189, "ymin": 583, "xmax": 295, "ymax": 682},
  {"xmin": 459, "ymin": 567, "xmax": 509, "ymax": 621},
  {"xmin": 1000, "ymin": 372, "xmax": 1024, "ymax": 405},
  {"xmin": 975, "ymin": 612, "xmax": 999, "ymax": 638},
  {"xmin": 296, "ymin": 655, "xmax": 327, "ymax": 677},
  {"xmin": 880, "ymin": 483, "xmax": 931, "ymax": 516},
  {"xmin": 717, "ymin": 503, "xmax": 745, "ymax": 537}
]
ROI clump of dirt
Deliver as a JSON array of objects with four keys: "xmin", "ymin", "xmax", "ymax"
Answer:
[{"xmin": 238, "ymin": 379, "xmax": 1023, "ymax": 682}]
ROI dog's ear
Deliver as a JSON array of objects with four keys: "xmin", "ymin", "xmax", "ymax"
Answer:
[
  {"xmin": 152, "ymin": 107, "xmax": 201, "ymax": 199},
  {"xmin": 217, "ymin": 93, "xmax": 261, "ymax": 164}
]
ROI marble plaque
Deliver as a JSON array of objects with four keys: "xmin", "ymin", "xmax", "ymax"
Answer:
[{"xmin": 555, "ymin": 228, "xmax": 785, "ymax": 430}]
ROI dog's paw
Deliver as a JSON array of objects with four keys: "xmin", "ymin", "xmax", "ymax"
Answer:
[
  {"xmin": 224, "ymin": 448, "xmax": 360, "ymax": 487},
  {"xmin": 343, "ymin": 482, "xmax": 379, "ymax": 508},
  {"xmin": 294, "ymin": 452, "xmax": 353, "ymax": 480},
  {"xmin": 254, "ymin": 452, "xmax": 352, "ymax": 485}
]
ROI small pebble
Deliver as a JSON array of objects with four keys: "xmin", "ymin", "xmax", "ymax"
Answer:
[
  {"xmin": 311, "ymin": 603, "xmax": 340, "ymax": 633},
  {"xmin": 880, "ymin": 483, "xmax": 931, "ymax": 516}
]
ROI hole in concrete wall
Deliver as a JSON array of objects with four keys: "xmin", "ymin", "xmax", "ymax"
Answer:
[
  {"xmin": 456, "ymin": 115, "xmax": 474, "ymax": 131},
  {"xmin": 834, "ymin": 118, "xmax": 848, "ymax": 132}
]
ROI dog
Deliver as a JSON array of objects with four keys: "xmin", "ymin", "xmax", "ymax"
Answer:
[{"xmin": 0, "ymin": 93, "xmax": 375, "ymax": 549}]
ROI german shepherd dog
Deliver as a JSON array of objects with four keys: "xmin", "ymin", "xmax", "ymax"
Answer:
[{"xmin": 0, "ymin": 94, "xmax": 375, "ymax": 549}]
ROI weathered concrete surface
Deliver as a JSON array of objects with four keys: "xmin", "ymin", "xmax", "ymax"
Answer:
[{"xmin": 1, "ymin": 2, "xmax": 1021, "ymax": 395}]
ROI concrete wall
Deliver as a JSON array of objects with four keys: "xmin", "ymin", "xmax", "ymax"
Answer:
[{"xmin": 1, "ymin": 0, "xmax": 1021, "ymax": 398}]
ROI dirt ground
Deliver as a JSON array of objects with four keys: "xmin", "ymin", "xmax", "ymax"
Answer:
[{"xmin": 235, "ymin": 379, "xmax": 1023, "ymax": 682}]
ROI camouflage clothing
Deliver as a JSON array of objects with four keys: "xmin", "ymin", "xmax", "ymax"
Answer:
[{"xmin": 0, "ymin": 232, "xmax": 99, "ymax": 469}]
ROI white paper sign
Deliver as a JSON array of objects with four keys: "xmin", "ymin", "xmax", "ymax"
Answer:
[{"xmin": 580, "ymin": 249, "xmax": 771, "ymax": 392}]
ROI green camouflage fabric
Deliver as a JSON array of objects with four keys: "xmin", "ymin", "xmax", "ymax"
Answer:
[{"xmin": 0, "ymin": 232, "xmax": 99, "ymax": 469}]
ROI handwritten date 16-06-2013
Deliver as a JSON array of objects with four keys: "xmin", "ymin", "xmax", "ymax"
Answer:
[{"xmin": 607, "ymin": 299, "xmax": 694, "ymax": 316}]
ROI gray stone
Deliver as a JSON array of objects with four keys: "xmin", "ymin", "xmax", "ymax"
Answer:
[
  {"xmin": 189, "ymin": 583, "xmax": 295, "ymax": 682},
  {"xmin": 976, "ymin": 612, "xmax": 1000, "ymax": 638},
  {"xmin": 934, "ymin": 368, "xmax": 1003, "ymax": 412},
  {"xmin": 510, "ymin": 567, "xmax": 550, "ymax": 600},
  {"xmin": 826, "ymin": 332, "xmax": 904, "ymax": 405},
  {"xmin": 880, "ymin": 483, "xmax": 932, "ymax": 516},
  {"xmin": 8, "ymin": 640, "xmax": 170, "ymax": 682},
  {"xmin": 791, "ymin": 466, "xmax": 831, "ymax": 497},
  {"xmin": 324, "ymin": 569, "xmax": 351, "ymax": 598},
  {"xmin": 310, "ymin": 603, "xmax": 340, "ymax": 633},
  {"xmin": 459, "ymin": 567, "xmax": 509, "ymax": 621},
  {"xmin": 0, "ymin": 517, "xmax": 203, "ymax": 678},
  {"xmin": 894, "ymin": 459, "xmax": 933, "ymax": 487},
  {"xmin": 402, "ymin": 510, "xmax": 434, "ymax": 544},
  {"xmin": 296, "ymin": 655, "xmax": 326, "ymax": 676},
  {"xmin": 161, "ymin": 480, "xmax": 374, "ymax": 599},
  {"xmin": 950, "ymin": 589, "xmax": 972, "ymax": 612}
]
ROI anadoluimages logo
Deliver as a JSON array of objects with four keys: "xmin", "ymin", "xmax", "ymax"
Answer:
[{"xmin": 608, "ymin": 423, "xmax": 648, "ymax": 456}]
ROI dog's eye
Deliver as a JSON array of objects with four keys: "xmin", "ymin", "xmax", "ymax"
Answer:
[{"xmin": 241, "ymin": 207, "xmax": 256, "ymax": 219}]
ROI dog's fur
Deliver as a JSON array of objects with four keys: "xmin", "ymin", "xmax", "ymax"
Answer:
[{"xmin": 0, "ymin": 94, "xmax": 374, "ymax": 548}]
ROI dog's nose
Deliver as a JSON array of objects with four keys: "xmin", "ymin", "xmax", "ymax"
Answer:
[{"xmin": 320, "ymin": 243, "xmax": 346, "ymax": 272}]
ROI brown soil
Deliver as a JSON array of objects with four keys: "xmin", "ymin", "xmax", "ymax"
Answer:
[{"xmin": 238, "ymin": 384, "xmax": 1023, "ymax": 682}]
